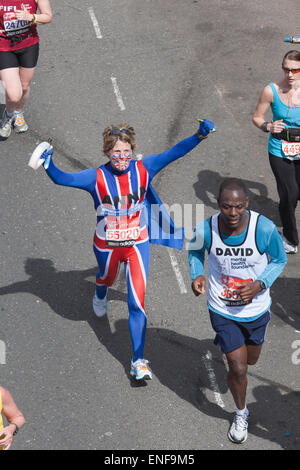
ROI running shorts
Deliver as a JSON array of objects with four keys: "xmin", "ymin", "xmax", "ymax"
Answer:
[
  {"xmin": 0, "ymin": 43, "xmax": 39, "ymax": 70},
  {"xmin": 209, "ymin": 309, "xmax": 270, "ymax": 354}
]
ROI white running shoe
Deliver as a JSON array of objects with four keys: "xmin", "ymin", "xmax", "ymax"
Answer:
[
  {"xmin": 0, "ymin": 110, "xmax": 14, "ymax": 138},
  {"xmin": 228, "ymin": 410, "xmax": 249, "ymax": 444},
  {"xmin": 92, "ymin": 294, "xmax": 108, "ymax": 317},
  {"xmin": 281, "ymin": 234, "xmax": 298, "ymax": 254},
  {"xmin": 130, "ymin": 359, "xmax": 152, "ymax": 380},
  {"xmin": 13, "ymin": 111, "xmax": 29, "ymax": 133}
]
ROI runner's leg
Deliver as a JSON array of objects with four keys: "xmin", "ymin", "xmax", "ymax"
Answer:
[
  {"xmin": 0, "ymin": 67, "xmax": 22, "ymax": 113},
  {"xmin": 125, "ymin": 242, "xmax": 149, "ymax": 362}
]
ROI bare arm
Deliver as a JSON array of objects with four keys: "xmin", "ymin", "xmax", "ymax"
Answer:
[
  {"xmin": 36, "ymin": 0, "xmax": 53, "ymax": 23},
  {"xmin": 252, "ymin": 85, "xmax": 286, "ymax": 133},
  {"xmin": 0, "ymin": 387, "xmax": 25, "ymax": 450},
  {"xmin": 15, "ymin": 0, "xmax": 53, "ymax": 24}
]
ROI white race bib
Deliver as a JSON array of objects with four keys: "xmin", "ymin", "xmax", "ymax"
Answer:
[
  {"xmin": 282, "ymin": 140, "xmax": 300, "ymax": 160},
  {"xmin": 106, "ymin": 216, "xmax": 140, "ymax": 247}
]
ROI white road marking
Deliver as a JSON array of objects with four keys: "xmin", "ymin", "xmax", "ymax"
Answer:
[
  {"xmin": 202, "ymin": 350, "xmax": 226, "ymax": 408},
  {"xmin": 167, "ymin": 248, "xmax": 187, "ymax": 294},
  {"xmin": 111, "ymin": 77, "xmax": 126, "ymax": 111},
  {"xmin": 88, "ymin": 7, "xmax": 102, "ymax": 39}
]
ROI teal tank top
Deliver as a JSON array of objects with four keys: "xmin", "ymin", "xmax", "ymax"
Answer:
[{"xmin": 268, "ymin": 82, "xmax": 300, "ymax": 158}]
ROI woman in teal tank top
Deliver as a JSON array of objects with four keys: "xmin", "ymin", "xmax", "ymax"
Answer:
[{"xmin": 253, "ymin": 50, "xmax": 300, "ymax": 253}]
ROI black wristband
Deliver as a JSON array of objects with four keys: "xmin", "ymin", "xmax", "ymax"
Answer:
[
  {"xmin": 261, "ymin": 122, "xmax": 270, "ymax": 133},
  {"xmin": 9, "ymin": 422, "xmax": 19, "ymax": 436}
]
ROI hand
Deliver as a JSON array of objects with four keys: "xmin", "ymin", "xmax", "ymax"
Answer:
[
  {"xmin": 15, "ymin": 4, "xmax": 33, "ymax": 22},
  {"xmin": 199, "ymin": 119, "xmax": 215, "ymax": 137},
  {"xmin": 236, "ymin": 280, "xmax": 261, "ymax": 303},
  {"xmin": 191, "ymin": 275, "xmax": 206, "ymax": 296},
  {"xmin": 0, "ymin": 425, "xmax": 15, "ymax": 450},
  {"xmin": 41, "ymin": 148, "xmax": 53, "ymax": 169},
  {"xmin": 269, "ymin": 119, "xmax": 287, "ymax": 134}
]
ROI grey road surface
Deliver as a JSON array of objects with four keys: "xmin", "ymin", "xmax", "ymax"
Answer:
[{"xmin": 0, "ymin": 0, "xmax": 299, "ymax": 451}]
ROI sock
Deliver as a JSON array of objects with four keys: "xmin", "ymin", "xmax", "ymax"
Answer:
[
  {"xmin": 13, "ymin": 110, "xmax": 22, "ymax": 115},
  {"xmin": 236, "ymin": 406, "xmax": 248, "ymax": 416},
  {"xmin": 5, "ymin": 111, "xmax": 14, "ymax": 118}
]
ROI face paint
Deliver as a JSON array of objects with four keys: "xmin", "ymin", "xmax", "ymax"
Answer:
[{"xmin": 111, "ymin": 152, "xmax": 132, "ymax": 171}]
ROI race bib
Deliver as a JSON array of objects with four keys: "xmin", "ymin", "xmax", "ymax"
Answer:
[
  {"xmin": 106, "ymin": 216, "xmax": 140, "ymax": 247},
  {"xmin": 3, "ymin": 13, "xmax": 31, "ymax": 37},
  {"xmin": 282, "ymin": 141, "xmax": 300, "ymax": 160},
  {"xmin": 219, "ymin": 274, "xmax": 253, "ymax": 307}
]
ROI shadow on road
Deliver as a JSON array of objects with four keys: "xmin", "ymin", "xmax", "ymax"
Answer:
[
  {"xmin": 1, "ymin": 257, "xmax": 299, "ymax": 448},
  {"xmin": 193, "ymin": 169, "xmax": 281, "ymax": 226}
]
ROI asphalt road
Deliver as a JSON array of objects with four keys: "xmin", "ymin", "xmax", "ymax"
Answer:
[{"xmin": 0, "ymin": 0, "xmax": 300, "ymax": 451}]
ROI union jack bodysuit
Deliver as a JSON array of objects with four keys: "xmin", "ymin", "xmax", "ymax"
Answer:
[{"xmin": 45, "ymin": 133, "xmax": 203, "ymax": 361}]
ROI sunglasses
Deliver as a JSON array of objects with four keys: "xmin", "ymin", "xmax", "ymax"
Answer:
[
  {"xmin": 282, "ymin": 67, "xmax": 300, "ymax": 75},
  {"xmin": 109, "ymin": 128, "xmax": 132, "ymax": 136}
]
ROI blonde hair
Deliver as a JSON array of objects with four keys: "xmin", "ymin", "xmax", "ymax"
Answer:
[{"xmin": 102, "ymin": 124, "xmax": 136, "ymax": 156}]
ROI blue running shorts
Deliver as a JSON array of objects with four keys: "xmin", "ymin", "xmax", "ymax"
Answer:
[{"xmin": 209, "ymin": 310, "xmax": 270, "ymax": 354}]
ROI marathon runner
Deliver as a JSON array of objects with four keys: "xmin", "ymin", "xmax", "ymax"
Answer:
[
  {"xmin": 0, "ymin": 0, "xmax": 52, "ymax": 138},
  {"xmin": 188, "ymin": 178, "xmax": 287, "ymax": 444},
  {"xmin": 0, "ymin": 385, "xmax": 25, "ymax": 450},
  {"xmin": 253, "ymin": 50, "xmax": 300, "ymax": 254},
  {"xmin": 33, "ymin": 119, "xmax": 215, "ymax": 381}
]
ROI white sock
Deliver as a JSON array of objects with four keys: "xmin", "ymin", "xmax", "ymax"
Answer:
[{"xmin": 236, "ymin": 406, "xmax": 248, "ymax": 416}]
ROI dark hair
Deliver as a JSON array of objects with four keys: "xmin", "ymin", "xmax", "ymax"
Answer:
[
  {"xmin": 282, "ymin": 50, "xmax": 300, "ymax": 66},
  {"xmin": 218, "ymin": 178, "xmax": 247, "ymax": 199},
  {"xmin": 102, "ymin": 124, "xmax": 136, "ymax": 156}
]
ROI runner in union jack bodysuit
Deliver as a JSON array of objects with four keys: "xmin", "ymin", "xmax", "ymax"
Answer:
[{"xmin": 39, "ymin": 119, "xmax": 215, "ymax": 380}]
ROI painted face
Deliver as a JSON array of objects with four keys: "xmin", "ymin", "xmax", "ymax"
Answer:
[
  {"xmin": 218, "ymin": 189, "xmax": 249, "ymax": 230},
  {"xmin": 108, "ymin": 140, "xmax": 133, "ymax": 172}
]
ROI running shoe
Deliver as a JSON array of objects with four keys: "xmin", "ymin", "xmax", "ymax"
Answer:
[
  {"xmin": 281, "ymin": 234, "xmax": 298, "ymax": 254},
  {"xmin": 13, "ymin": 111, "xmax": 29, "ymax": 133},
  {"xmin": 130, "ymin": 359, "xmax": 152, "ymax": 380},
  {"xmin": 92, "ymin": 293, "xmax": 108, "ymax": 317},
  {"xmin": 0, "ymin": 109, "xmax": 14, "ymax": 138},
  {"xmin": 228, "ymin": 409, "xmax": 249, "ymax": 444}
]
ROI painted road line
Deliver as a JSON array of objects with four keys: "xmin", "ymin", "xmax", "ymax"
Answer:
[
  {"xmin": 167, "ymin": 247, "xmax": 187, "ymax": 294},
  {"xmin": 111, "ymin": 77, "xmax": 126, "ymax": 111},
  {"xmin": 202, "ymin": 350, "xmax": 226, "ymax": 408},
  {"xmin": 0, "ymin": 81, "xmax": 5, "ymax": 104},
  {"xmin": 88, "ymin": 7, "xmax": 102, "ymax": 39}
]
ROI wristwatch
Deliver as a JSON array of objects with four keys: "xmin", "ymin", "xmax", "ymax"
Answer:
[
  {"xmin": 261, "ymin": 122, "xmax": 270, "ymax": 133},
  {"xmin": 259, "ymin": 280, "xmax": 266, "ymax": 291},
  {"xmin": 9, "ymin": 423, "xmax": 19, "ymax": 436}
]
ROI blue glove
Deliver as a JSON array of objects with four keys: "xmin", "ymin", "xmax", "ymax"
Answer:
[
  {"xmin": 41, "ymin": 148, "xmax": 53, "ymax": 170},
  {"xmin": 199, "ymin": 119, "xmax": 215, "ymax": 137}
]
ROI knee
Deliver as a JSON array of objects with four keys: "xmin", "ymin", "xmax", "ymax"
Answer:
[
  {"xmin": 6, "ymin": 87, "xmax": 22, "ymax": 104},
  {"xmin": 21, "ymin": 82, "xmax": 30, "ymax": 95},
  {"xmin": 228, "ymin": 360, "xmax": 248, "ymax": 383}
]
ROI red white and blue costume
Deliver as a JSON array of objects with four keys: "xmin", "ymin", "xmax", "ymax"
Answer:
[{"xmin": 44, "ymin": 129, "xmax": 210, "ymax": 362}]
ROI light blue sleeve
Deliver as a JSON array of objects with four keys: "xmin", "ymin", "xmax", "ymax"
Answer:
[
  {"xmin": 188, "ymin": 218, "xmax": 212, "ymax": 281},
  {"xmin": 45, "ymin": 158, "xmax": 97, "ymax": 193},
  {"xmin": 255, "ymin": 215, "xmax": 287, "ymax": 288}
]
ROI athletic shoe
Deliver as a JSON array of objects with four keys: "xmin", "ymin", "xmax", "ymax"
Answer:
[
  {"xmin": 13, "ymin": 111, "xmax": 29, "ymax": 133},
  {"xmin": 228, "ymin": 409, "xmax": 249, "ymax": 444},
  {"xmin": 0, "ymin": 109, "xmax": 14, "ymax": 138},
  {"xmin": 130, "ymin": 359, "xmax": 152, "ymax": 380},
  {"xmin": 281, "ymin": 234, "xmax": 298, "ymax": 254},
  {"xmin": 92, "ymin": 294, "xmax": 108, "ymax": 317}
]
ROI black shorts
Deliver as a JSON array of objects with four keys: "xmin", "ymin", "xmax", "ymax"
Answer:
[{"xmin": 0, "ymin": 43, "xmax": 39, "ymax": 70}]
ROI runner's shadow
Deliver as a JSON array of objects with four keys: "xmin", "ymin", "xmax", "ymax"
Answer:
[
  {"xmin": 193, "ymin": 169, "xmax": 281, "ymax": 226},
  {"xmin": 270, "ymin": 277, "xmax": 300, "ymax": 330}
]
